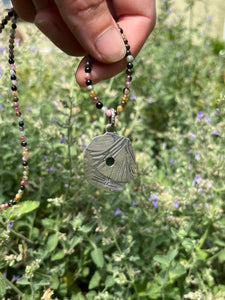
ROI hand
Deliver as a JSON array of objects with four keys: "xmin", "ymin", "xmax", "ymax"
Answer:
[{"xmin": 11, "ymin": 0, "xmax": 156, "ymax": 86}]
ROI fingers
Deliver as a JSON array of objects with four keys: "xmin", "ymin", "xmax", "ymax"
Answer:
[
  {"xmin": 11, "ymin": 0, "xmax": 36, "ymax": 22},
  {"xmin": 54, "ymin": 0, "xmax": 126, "ymax": 63},
  {"xmin": 76, "ymin": 0, "xmax": 156, "ymax": 86}
]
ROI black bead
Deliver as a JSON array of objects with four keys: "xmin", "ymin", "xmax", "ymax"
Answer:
[
  {"xmin": 11, "ymin": 75, "xmax": 17, "ymax": 80},
  {"xmin": 85, "ymin": 61, "xmax": 91, "ymax": 67},
  {"xmin": 2, "ymin": 19, "xmax": 7, "ymax": 25},
  {"xmin": 19, "ymin": 121, "xmax": 24, "ymax": 127},
  {"xmin": 13, "ymin": 97, "xmax": 19, "ymax": 102},
  {"xmin": 126, "ymin": 69, "xmax": 133, "ymax": 75},
  {"xmin": 125, "ymin": 44, "xmax": 130, "ymax": 50},
  {"xmin": 126, "ymin": 50, "xmax": 131, "ymax": 57},
  {"xmin": 8, "ymin": 58, "xmax": 14, "ymax": 64},
  {"xmin": 0, "ymin": 24, "xmax": 4, "ymax": 30},
  {"xmin": 8, "ymin": 201, "xmax": 13, "ymax": 207},
  {"xmin": 85, "ymin": 66, "xmax": 91, "ymax": 73},
  {"xmin": 8, "ymin": 11, "xmax": 14, "ymax": 17},
  {"xmin": 12, "ymin": 23, "xmax": 17, "ymax": 29},
  {"xmin": 23, "ymin": 161, "xmax": 28, "ymax": 166},
  {"xmin": 21, "ymin": 141, "xmax": 27, "ymax": 147},
  {"xmin": 20, "ymin": 185, "xmax": 25, "ymax": 190},
  {"xmin": 85, "ymin": 79, "xmax": 92, "ymax": 86},
  {"xmin": 119, "ymin": 27, "xmax": 123, "ymax": 34},
  {"xmin": 127, "ymin": 62, "xmax": 133, "ymax": 69},
  {"xmin": 11, "ymin": 85, "xmax": 17, "ymax": 91},
  {"xmin": 96, "ymin": 102, "xmax": 103, "ymax": 109}
]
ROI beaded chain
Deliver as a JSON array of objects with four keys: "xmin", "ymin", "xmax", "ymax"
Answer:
[
  {"xmin": 0, "ymin": 10, "xmax": 29, "ymax": 210},
  {"xmin": 85, "ymin": 24, "xmax": 134, "ymax": 119}
]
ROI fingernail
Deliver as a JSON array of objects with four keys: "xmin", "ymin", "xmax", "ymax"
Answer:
[{"xmin": 95, "ymin": 27, "xmax": 126, "ymax": 63}]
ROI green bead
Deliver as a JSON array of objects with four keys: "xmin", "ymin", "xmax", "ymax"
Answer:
[
  {"xmin": 126, "ymin": 55, "xmax": 134, "ymax": 63},
  {"xmin": 17, "ymin": 117, "xmax": 23, "ymax": 122}
]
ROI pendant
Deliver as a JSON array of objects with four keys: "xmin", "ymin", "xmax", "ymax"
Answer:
[{"xmin": 84, "ymin": 132, "xmax": 136, "ymax": 191}]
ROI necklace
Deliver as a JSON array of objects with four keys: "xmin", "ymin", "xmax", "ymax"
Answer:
[
  {"xmin": 0, "ymin": 10, "xmax": 136, "ymax": 211},
  {"xmin": 83, "ymin": 24, "xmax": 136, "ymax": 191},
  {"xmin": 0, "ymin": 9, "xmax": 29, "ymax": 211}
]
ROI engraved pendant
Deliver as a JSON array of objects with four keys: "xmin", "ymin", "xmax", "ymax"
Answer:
[{"xmin": 84, "ymin": 132, "xmax": 136, "ymax": 191}]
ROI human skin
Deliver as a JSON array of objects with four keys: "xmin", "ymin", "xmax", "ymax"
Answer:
[{"xmin": 11, "ymin": 0, "xmax": 156, "ymax": 86}]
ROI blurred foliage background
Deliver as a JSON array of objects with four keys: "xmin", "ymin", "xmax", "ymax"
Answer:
[{"xmin": 0, "ymin": 0, "xmax": 225, "ymax": 299}]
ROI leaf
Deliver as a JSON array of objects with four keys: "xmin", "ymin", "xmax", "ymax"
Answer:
[
  {"xmin": 51, "ymin": 250, "xmax": 65, "ymax": 261},
  {"xmin": 2, "ymin": 201, "xmax": 40, "ymax": 220},
  {"xmin": 46, "ymin": 233, "xmax": 59, "ymax": 252},
  {"xmin": 0, "ymin": 273, "xmax": 6, "ymax": 297},
  {"xmin": 196, "ymin": 248, "xmax": 208, "ymax": 260},
  {"xmin": 167, "ymin": 249, "xmax": 178, "ymax": 263},
  {"xmin": 91, "ymin": 248, "xmax": 104, "ymax": 268},
  {"xmin": 105, "ymin": 275, "xmax": 115, "ymax": 288},
  {"xmin": 88, "ymin": 271, "xmax": 101, "ymax": 290},
  {"xmin": 218, "ymin": 249, "xmax": 225, "ymax": 261},
  {"xmin": 153, "ymin": 254, "xmax": 169, "ymax": 267},
  {"xmin": 68, "ymin": 236, "xmax": 82, "ymax": 253}
]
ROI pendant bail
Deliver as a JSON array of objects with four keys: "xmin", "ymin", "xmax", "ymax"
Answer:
[{"xmin": 105, "ymin": 108, "xmax": 116, "ymax": 132}]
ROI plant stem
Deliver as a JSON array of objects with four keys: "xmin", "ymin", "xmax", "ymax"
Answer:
[{"xmin": 4, "ymin": 277, "xmax": 23, "ymax": 296}]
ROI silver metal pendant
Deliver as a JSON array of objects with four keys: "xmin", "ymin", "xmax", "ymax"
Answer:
[{"xmin": 84, "ymin": 132, "xmax": 136, "ymax": 191}]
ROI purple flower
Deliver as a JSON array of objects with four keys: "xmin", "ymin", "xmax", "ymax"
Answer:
[
  {"xmin": 60, "ymin": 76, "xmax": 65, "ymax": 82},
  {"xmin": 132, "ymin": 200, "xmax": 139, "ymax": 206},
  {"xmin": 195, "ymin": 153, "xmax": 200, "ymax": 159},
  {"xmin": 0, "ymin": 67, "xmax": 2, "ymax": 78},
  {"xmin": 64, "ymin": 183, "xmax": 69, "ymax": 188},
  {"xmin": 12, "ymin": 275, "xmax": 20, "ymax": 282},
  {"xmin": 170, "ymin": 158, "xmax": 174, "ymax": 164},
  {"xmin": 130, "ymin": 93, "xmax": 136, "ymax": 100},
  {"xmin": 204, "ymin": 115, "xmax": 211, "ymax": 123},
  {"xmin": 192, "ymin": 175, "xmax": 201, "ymax": 186},
  {"xmin": 173, "ymin": 200, "xmax": 179, "ymax": 209},
  {"xmin": 8, "ymin": 221, "xmax": 14, "ymax": 229},
  {"xmin": 215, "ymin": 109, "xmax": 219, "ymax": 115},
  {"xmin": 149, "ymin": 194, "xmax": 158, "ymax": 207},
  {"xmin": 190, "ymin": 132, "xmax": 196, "ymax": 141},
  {"xmin": 211, "ymin": 129, "xmax": 219, "ymax": 135},
  {"xmin": 1, "ymin": 47, "xmax": 5, "ymax": 54},
  {"xmin": 26, "ymin": 106, "xmax": 32, "ymax": 111},
  {"xmin": 197, "ymin": 111, "xmax": 204, "ymax": 118},
  {"xmin": 52, "ymin": 117, "xmax": 57, "ymax": 123},
  {"xmin": 114, "ymin": 208, "xmax": 121, "ymax": 216},
  {"xmin": 49, "ymin": 167, "xmax": 54, "ymax": 172},
  {"xmin": 82, "ymin": 142, "xmax": 86, "ymax": 150},
  {"xmin": 52, "ymin": 101, "xmax": 58, "ymax": 107},
  {"xmin": 148, "ymin": 98, "xmax": 154, "ymax": 104},
  {"xmin": 0, "ymin": 105, "xmax": 3, "ymax": 109},
  {"xmin": 60, "ymin": 135, "xmax": 66, "ymax": 144},
  {"xmin": 43, "ymin": 155, "xmax": 47, "ymax": 161}
]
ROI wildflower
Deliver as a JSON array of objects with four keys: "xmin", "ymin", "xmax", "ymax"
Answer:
[
  {"xmin": 8, "ymin": 221, "xmax": 14, "ymax": 229},
  {"xmin": 173, "ymin": 200, "xmax": 179, "ymax": 209},
  {"xmin": 52, "ymin": 117, "xmax": 57, "ymax": 123},
  {"xmin": 0, "ymin": 105, "xmax": 3, "ymax": 109},
  {"xmin": 192, "ymin": 175, "xmax": 201, "ymax": 186},
  {"xmin": 11, "ymin": 275, "xmax": 20, "ymax": 282},
  {"xmin": 197, "ymin": 111, "xmax": 204, "ymax": 118},
  {"xmin": 114, "ymin": 208, "xmax": 121, "ymax": 216},
  {"xmin": 148, "ymin": 98, "xmax": 154, "ymax": 104},
  {"xmin": 41, "ymin": 288, "xmax": 54, "ymax": 300},
  {"xmin": 130, "ymin": 93, "xmax": 136, "ymax": 100},
  {"xmin": 52, "ymin": 101, "xmax": 58, "ymax": 107},
  {"xmin": 190, "ymin": 132, "xmax": 196, "ymax": 141},
  {"xmin": 60, "ymin": 76, "xmax": 65, "ymax": 82},
  {"xmin": 149, "ymin": 194, "xmax": 158, "ymax": 208},
  {"xmin": 170, "ymin": 158, "xmax": 174, "ymax": 164},
  {"xmin": 60, "ymin": 135, "xmax": 66, "ymax": 144},
  {"xmin": 64, "ymin": 184, "xmax": 69, "ymax": 188},
  {"xmin": 195, "ymin": 153, "xmax": 200, "ymax": 159},
  {"xmin": 1, "ymin": 46, "xmax": 5, "ymax": 54},
  {"xmin": 43, "ymin": 155, "xmax": 47, "ymax": 161},
  {"xmin": 26, "ymin": 106, "xmax": 32, "ymax": 111},
  {"xmin": 204, "ymin": 115, "xmax": 211, "ymax": 123},
  {"xmin": 49, "ymin": 167, "xmax": 54, "ymax": 172},
  {"xmin": 132, "ymin": 200, "xmax": 139, "ymax": 206},
  {"xmin": 211, "ymin": 129, "xmax": 219, "ymax": 135}
]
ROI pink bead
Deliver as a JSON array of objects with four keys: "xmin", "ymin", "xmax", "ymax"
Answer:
[
  {"xmin": 22, "ymin": 156, "xmax": 28, "ymax": 161},
  {"xmin": 21, "ymin": 180, "xmax": 27, "ymax": 186},
  {"xmin": 13, "ymin": 102, "xmax": 19, "ymax": 107},
  {"xmin": 22, "ymin": 147, "xmax": 28, "ymax": 151},
  {"xmin": 10, "ymin": 64, "xmax": 15, "ymax": 70},
  {"xmin": 106, "ymin": 110, "xmax": 112, "ymax": 117},
  {"xmin": 91, "ymin": 96, "xmax": 99, "ymax": 104},
  {"xmin": 15, "ymin": 108, "xmax": 20, "ymax": 112},
  {"xmin": 126, "ymin": 75, "xmax": 132, "ymax": 81},
  {"xmin": 125, "ymin": 81, "xmax": 132, "ymax": 88},
  {"xmin": 4, "ymin": 203, "xmax": 9, "ymax": 209},
  {"xmin": 19, "ymin": 127, "xmax": 24, "ymax": 131},
  {"xmin": 85, "ymin": 73, "xmax": 91, "ymax": 80},
  {"xmin": 20, "ymin": 136, "xmax": 26, "ymax": 142}
]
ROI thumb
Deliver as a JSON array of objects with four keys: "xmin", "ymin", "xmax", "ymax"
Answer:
[{"xmin": 54, "ymin": 0, "xmax": 126, "ymax": 63}]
